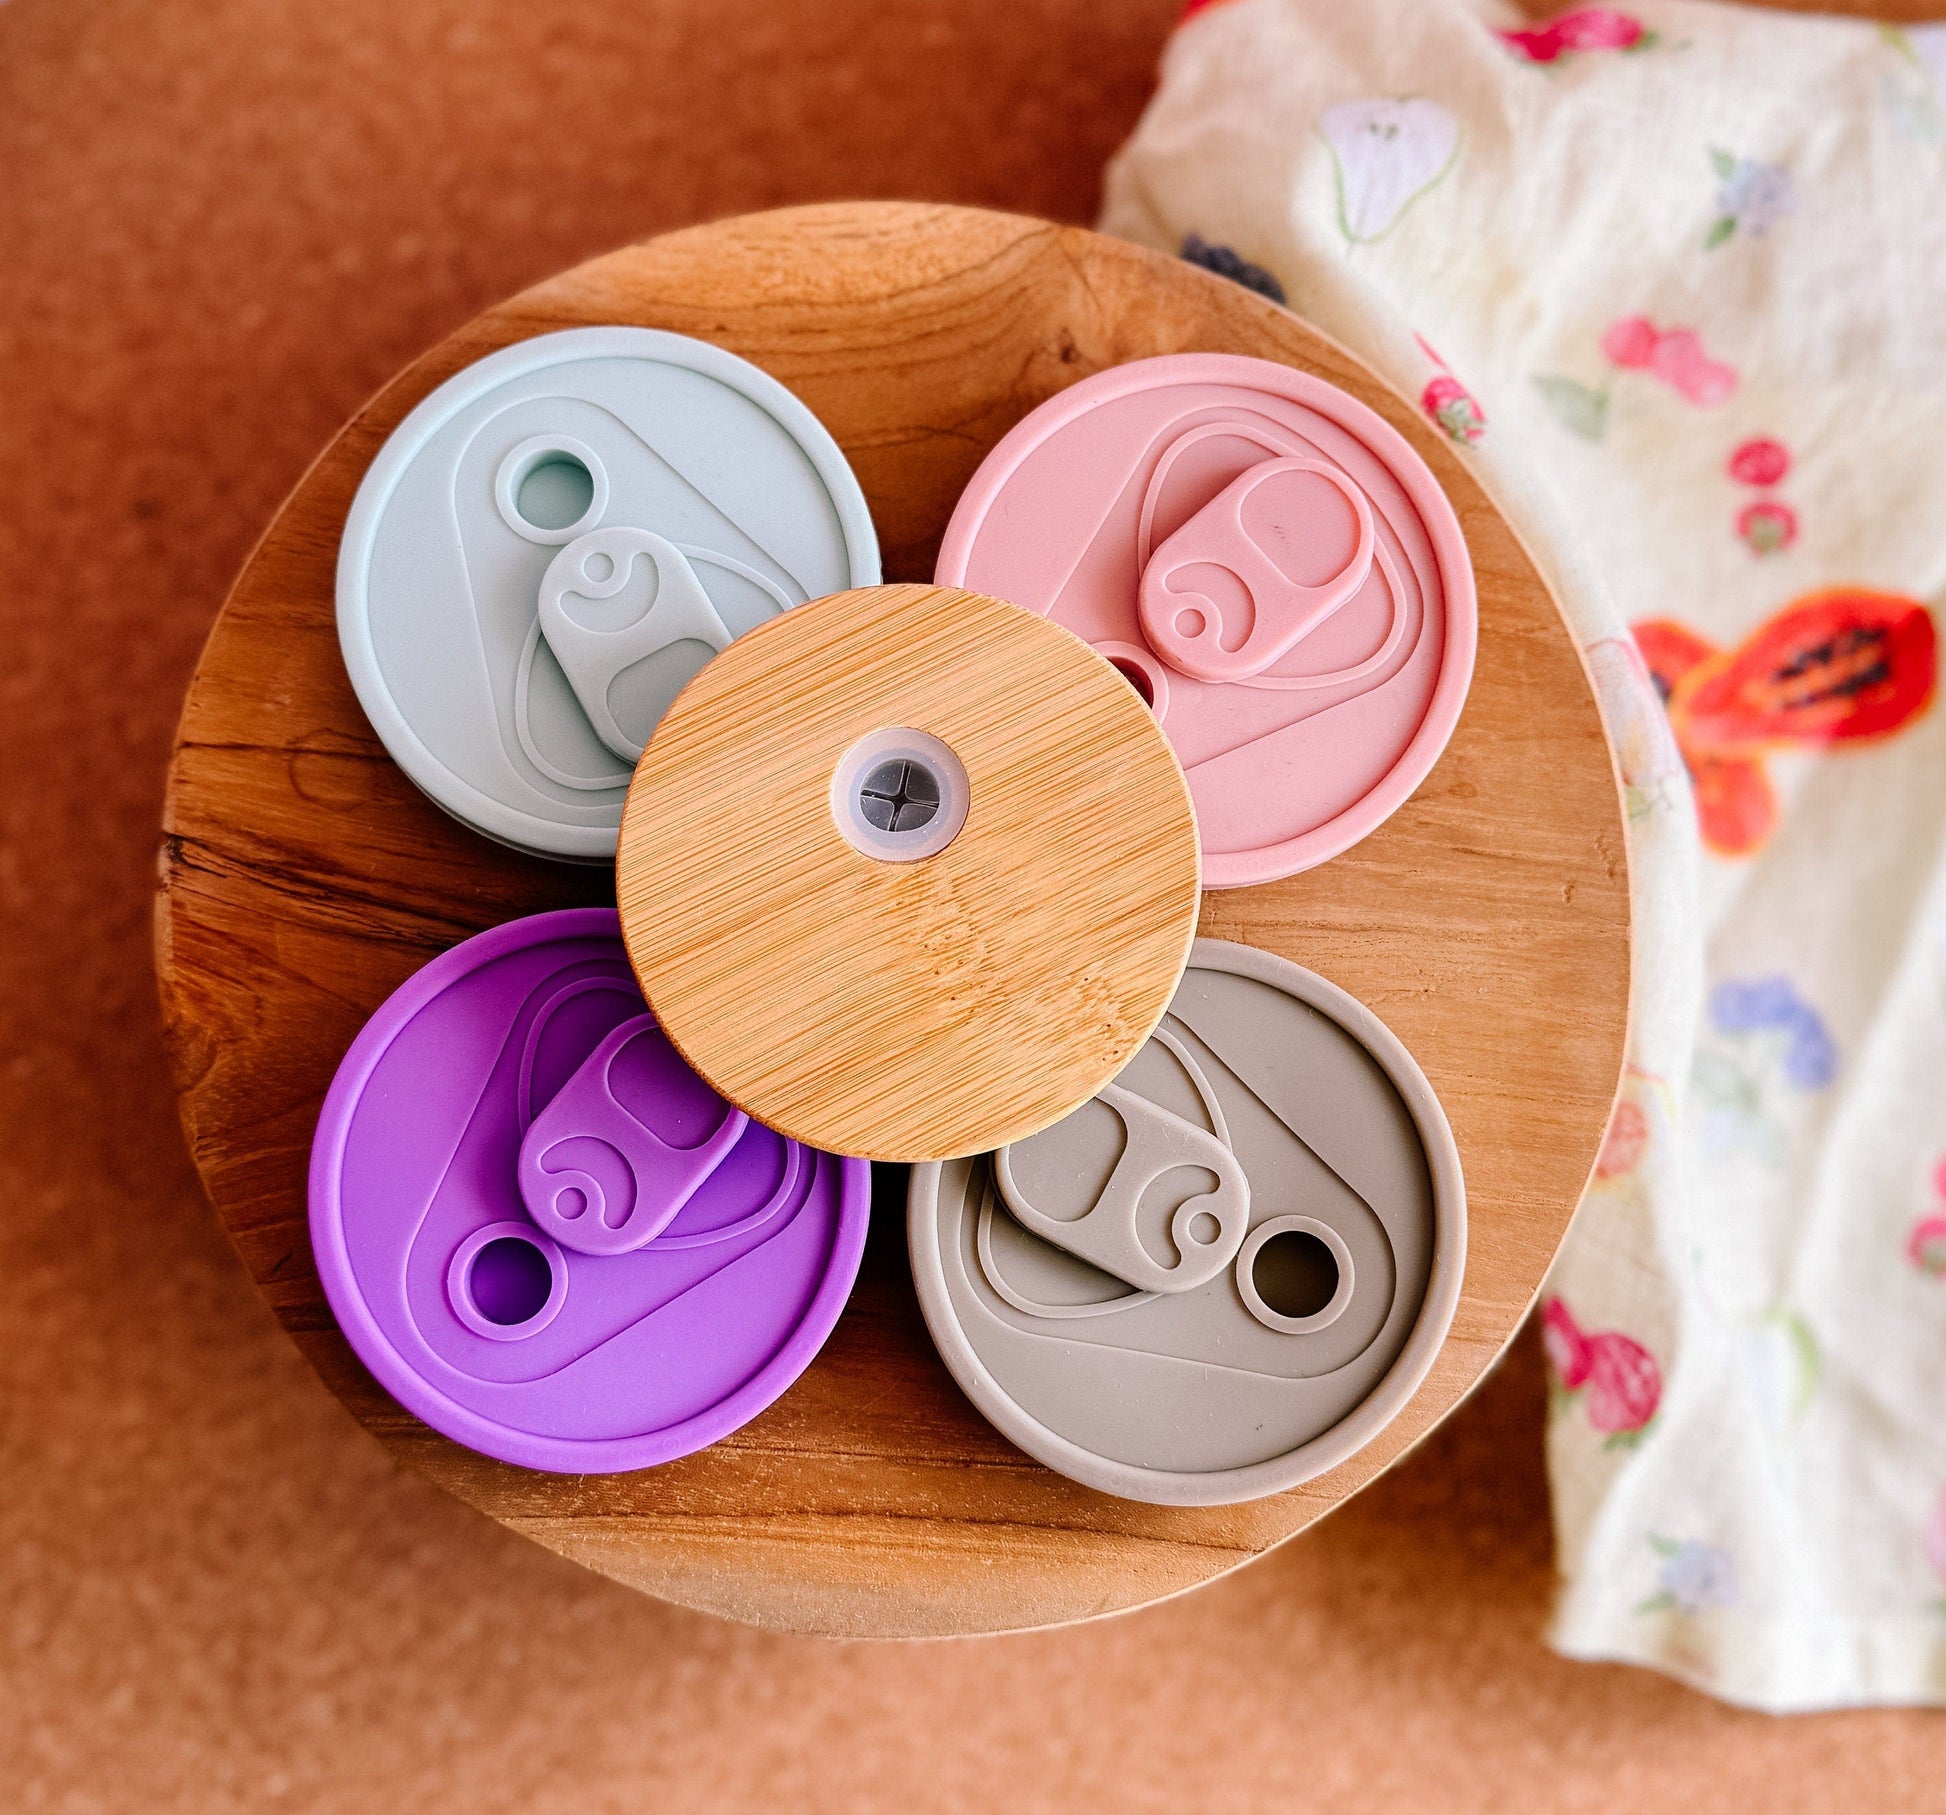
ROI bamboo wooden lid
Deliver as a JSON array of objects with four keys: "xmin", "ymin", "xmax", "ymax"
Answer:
[{"xmin": 616, "ymin": 582, "xmax": 1203, "ymax": 1162}]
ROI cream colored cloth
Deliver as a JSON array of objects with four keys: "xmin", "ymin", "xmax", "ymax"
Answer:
[{"xmin": 1104, "ymin": 0, "xmax": 1946, "ymax": 1710}]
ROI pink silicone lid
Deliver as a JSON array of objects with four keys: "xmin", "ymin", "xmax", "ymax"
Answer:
[{"xmin": 936, "ymin": 354, "xmax": 1477, "ymax": 887}]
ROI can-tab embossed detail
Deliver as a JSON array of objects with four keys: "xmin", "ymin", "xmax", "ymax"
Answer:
[
  {"xmin": 1137, "ymin": 457, "xmax": 1376, "ymax": 683},
  {"xmin": 937, "ymin": 353, "xmax": 1476, "ymax": 886},
  {"xmin": 517, "ymin": 1012, "xmax": 750, "ymax": 1256},
  {"xmin": 308, "ymin": 909, "xmax": 870, "ymax": 1474},
  {"xmin": 337, "ymin": 327, "xmax": 879, "ymax": 862}
]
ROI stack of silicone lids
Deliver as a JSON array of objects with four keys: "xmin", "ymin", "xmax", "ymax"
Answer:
[
  {"xmin": 937, "ymin": 353, "xmax": 1477, "ymax": 886},
  {"xmin": 313, "ymin": 327, "xmax": 1476, "ymax": 1503},
  {"xmin": 908, "ymin": 941, "xmax": 1465, "ymax": 1506},
  {"xmin": 308, "ymin": 909, "xmax": 870, "ymax": 1473},
  {"xmin": 336, "ymin": 327, "xmax": 880, "ymax": 862}
]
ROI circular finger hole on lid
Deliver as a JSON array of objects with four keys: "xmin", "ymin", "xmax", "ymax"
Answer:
[
  {"xmin": 494, "ymin": 435, "xmax": 609, "ymax": 544},
  {"xmin": 1237, "ymin": 1216, "xmax": 1355, "ymax": 1334},
  {"xmin": 1095, "ymin": 640, "xmax": 1169, "ymax": 718},
  {"xmin": 906, "ymin": 937, "xmax": 1467, "ymax": 1505},
  {"xmin": 830, "ymin": 728, "xmax": 969, "ymax": 861},
  {"xmin": 310, "ymin": 908, "xmax": 873, "ymax": 1471},
  {"xmin": 335, "ymin": 327, "xmax": 881, "ymax": 862},
  {"xmin": 447, "ymin": 1221, "xmax": 569, "ymax": 1341}
]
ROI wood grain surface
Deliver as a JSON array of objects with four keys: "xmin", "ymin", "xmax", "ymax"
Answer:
[
  {"xmin": 156, "ymin": 201, "xmax": 1631, "ymax": 1638},
  {"xmin": 619, "ymin": 582, "xmax": 1201, "ymax": 1161}
]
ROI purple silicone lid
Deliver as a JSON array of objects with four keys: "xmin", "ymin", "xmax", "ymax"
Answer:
[{"xmin": 308, "ymin": 907, "xmax": 870, "ymax": 1473}]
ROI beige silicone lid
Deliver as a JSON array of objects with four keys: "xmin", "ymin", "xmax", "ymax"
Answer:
[{"xmin": 907, "ymin": 938, "xmax": 1466, "ymax": 1506}]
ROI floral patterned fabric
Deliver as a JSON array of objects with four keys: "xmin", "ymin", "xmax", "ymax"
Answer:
[{"xmin": 1103, "ymin": 0, "xmax": 1946, "ymax": 1710}]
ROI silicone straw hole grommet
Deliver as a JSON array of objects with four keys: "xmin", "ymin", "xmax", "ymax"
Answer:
[
  {"xmin": 1237, "ymin": 1216, "xmax": 1355, "ymax": 1335},
  {"xmin": 1186, "ymin": 1209, "xmax": 1222, "ymax": 1246},
  {"xmin": 829, "ymin": 727, "xmax": 970, "ymax": 862},
  {"xmin": 857, "ymin": 758, "xmax": 941, "ymax": 833},
  {"xmin": 493, "ymin": 434, "xmax": 609, "ymax": 545},
  {"xmin": 446, "ymin": 1220, "xmax": 569, "ymax": 1342}
]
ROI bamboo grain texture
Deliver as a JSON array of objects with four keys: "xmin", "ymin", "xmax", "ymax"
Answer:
[{"xmin": 618, "ymin": 582, "xmax": 1202, "ymax": 1161}]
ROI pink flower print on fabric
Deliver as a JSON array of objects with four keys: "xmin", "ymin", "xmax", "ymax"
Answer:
[
  {"xmin": 1423, "ymin": 375, "xmax": 1486, "ymax": 444},
  {"xmin": 1539, "ymin": 319, "xmax": 1737, "ymax": 440},
  {"xmin": 1738, "ymin": 500, "xmax": 1798, "ymax": 555},
  {"xmin": 1728, "ymin": 438, "xmax": 1791, "ymax": 487},
  {"xmin": 1727, "ymin": 437, "xmax": 1800, "ymax": 556},
  {"xmin": 1597, "ymin": 1096, "xmax": 1651, "ymax": 1179},
  {"xmin": 1926, "ymin": 1486, "xmax": 1946, "ymax": 1586},
  {"xmin": 1591, "ymin": 1064, "xmax": 1671, "ymax": 1181},
  {"xmin": 1177, "ymin": 0, "xmax": 1245, "ymax": 24},
  {"xmin": 1544, "ymin": 1296, "xmax": 1663, "ymax": 1444},
  {"xmin": 1601, "ymin": 316, "xmax": 1660, "ymax": 369},
  {"xmin": 1906, "ymin": 1157, "xmax": 1946, "ymax": 1277},
  {"xmin": 1650, "ymin": 332, "xmax": 1737, "ymax": 406},
  {"xmin": 1601, "ymin": 318, "xmax": 1738, "ymax": 406},
  {"xmin": 1500, "ymin": 8, "xmax": 1654, "ymax": 64},
  {"xmin": 1414, "ymin": 334, "xmax": 1485, "ymax": 445}
]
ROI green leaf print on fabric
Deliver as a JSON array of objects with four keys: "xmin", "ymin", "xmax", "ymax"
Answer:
[
  {"xmin": 1882, "ymin": 26, "xmax": 1946, "ymax": 142},
  {"xmin": 1740, "ymin": 1305, "xmax": 1822, "ymax": 1432},
  {"xmin": 1535, "ymin": 374, "xmax": 1611, "ymax": 440}
]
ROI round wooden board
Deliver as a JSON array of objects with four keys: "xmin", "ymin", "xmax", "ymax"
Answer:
[
  {"xmin": 156, "ymin": 201, "xmax": 1630, "ymax": 1639},
  {"xmin": 619, "ymin": 583, "xmax": 1202, "ymax": 1162}
]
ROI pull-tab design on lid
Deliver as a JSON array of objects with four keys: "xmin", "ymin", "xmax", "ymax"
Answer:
[
  {"xmin": 307, "ymin": 908, "xmax": 871, "ymax": 1475},
  {"xmin": 1137, "ymin": 457, "xmax": 1376, "ymax": 683},
  {"xmin": 336, "ymin": 327, "xmax": 880, "ymax": 863},
  {"xmin": 517, "ymin": 1012, "xmax": 750, "ymax": 1256},
  {"xmin": 993, "ymin": 1034, "xmax": 1250, "ymax": 1295},
  {"xmin": 934, "ymin": 352, "xmax": 1477, "ymax": 888},
  {"xmin": 537, "ymin": 529, "xmax": 735, "ymax": 763},
  {"xmin": 907, "ymin": 939, "xmax": 1467, "ymax": 1507}
]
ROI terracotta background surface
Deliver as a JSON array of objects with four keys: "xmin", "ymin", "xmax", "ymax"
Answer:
[{"xmin": 2, "ymin": 0, "xmax": 1939, "ymax": 1806}]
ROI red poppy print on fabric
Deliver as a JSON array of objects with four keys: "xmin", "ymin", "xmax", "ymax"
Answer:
[{"xmin": 1634, "ymin": 591, "xmax": 1938, "ymax": 857}]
